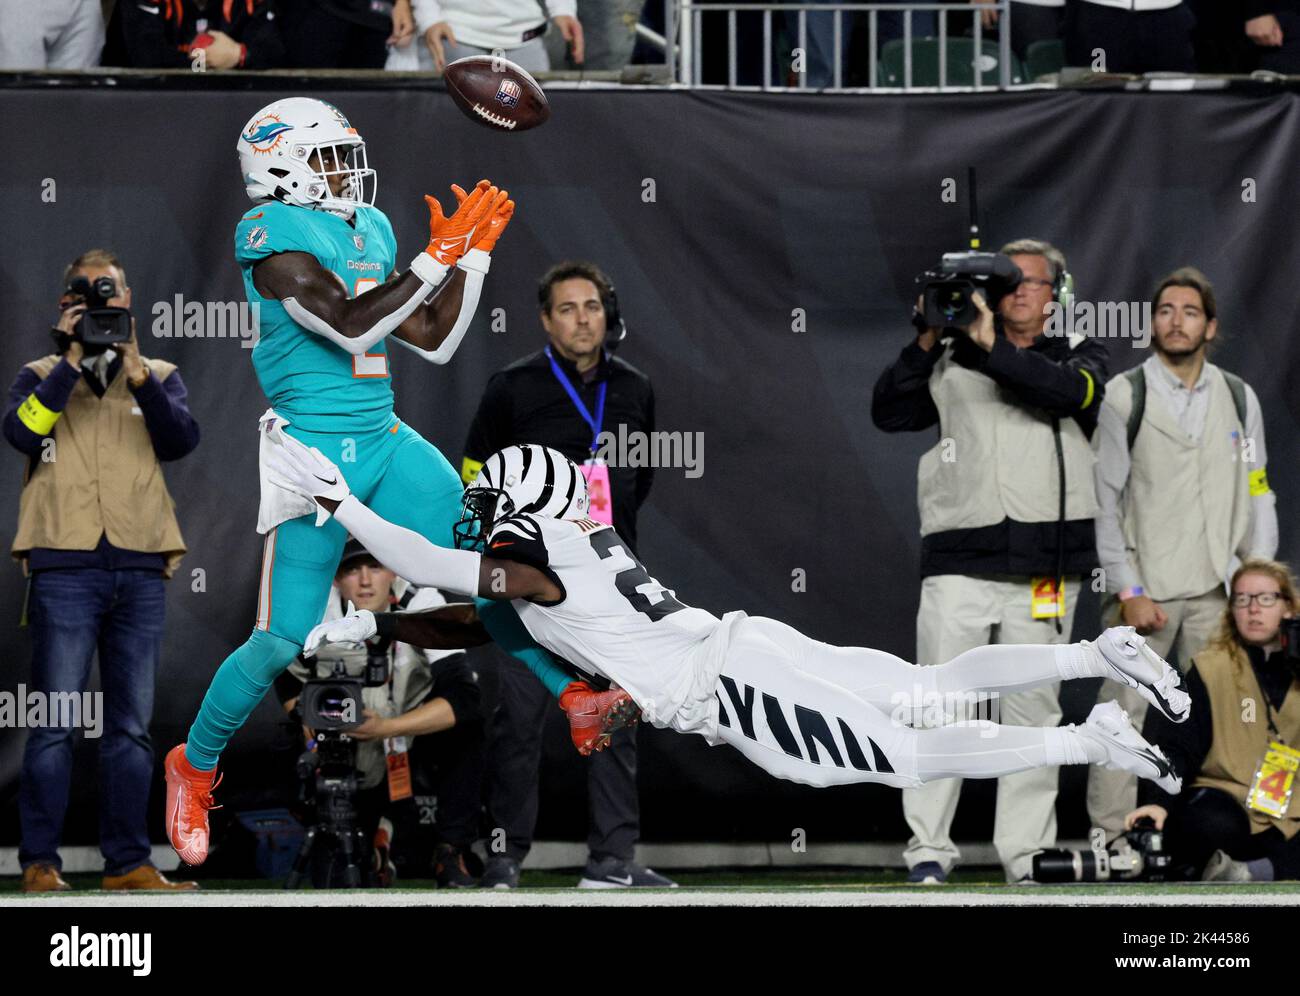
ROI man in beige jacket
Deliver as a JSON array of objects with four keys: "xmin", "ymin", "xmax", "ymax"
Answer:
[{"xmin": 4, "ymin": 249, "xmax": 200, "ymax": 892}]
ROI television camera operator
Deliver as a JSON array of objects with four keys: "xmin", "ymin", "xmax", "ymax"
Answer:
[
  {"xmin": 871, "ymin": 239, "xmax": 1109, "ymax": 884},
  {"xmin": 276, "ymin": 539, "xmax": 488, "ymax": 888}
]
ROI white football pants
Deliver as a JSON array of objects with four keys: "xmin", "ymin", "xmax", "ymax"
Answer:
[{"xmin": 712, "ymin": 616, "xmax": 1095, "ymax": 789}]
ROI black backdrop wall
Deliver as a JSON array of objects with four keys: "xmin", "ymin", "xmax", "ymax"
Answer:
[{"xmin": 1, "ymin": 82, "xmax": 1297, "ymax": 850}]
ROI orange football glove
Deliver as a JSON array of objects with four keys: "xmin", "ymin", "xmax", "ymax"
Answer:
[
  {"xmin": 423, "ymin": 179, "xmax": 497, "ymax": 266},
  {"xmin": 452, "ymin": 181, "xmax": 516, "ymax": 253}
]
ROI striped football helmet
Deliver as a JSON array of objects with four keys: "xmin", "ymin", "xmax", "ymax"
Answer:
[{"xmin": 454, "ymin": 445, "xmax": 589, "ymax": 550}]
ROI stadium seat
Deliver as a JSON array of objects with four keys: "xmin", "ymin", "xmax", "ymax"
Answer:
[
  {"xmin": 878, "ymin": 38, "xmax": 1025, "ymax": 87},
  {"xmin": 1025, "ymin": 39, "xmax": 1065, "ymax": 81}
]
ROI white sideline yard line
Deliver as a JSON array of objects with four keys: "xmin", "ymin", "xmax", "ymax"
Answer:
[
  {"xmin": 0, "ymin": 841, "xmax": 1021, "ymax": 875},
  {"xmin": 3, "ymin": 889, "xmax": 1298, "ymax": 908}
]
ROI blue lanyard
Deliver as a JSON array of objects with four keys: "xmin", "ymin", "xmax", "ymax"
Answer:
[{"xmin": 545, "ymin": 346, "xmax": 606, "ymax": 454}]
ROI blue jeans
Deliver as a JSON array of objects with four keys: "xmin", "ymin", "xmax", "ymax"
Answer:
[{"xmin": 19, "ymin": 568, "xmax": 164, "ymax": 875}]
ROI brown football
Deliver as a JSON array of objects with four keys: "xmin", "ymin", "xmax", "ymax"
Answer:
[{"xmin": 444, "ymin": 55, "xmax": 550, "ymax": 133}]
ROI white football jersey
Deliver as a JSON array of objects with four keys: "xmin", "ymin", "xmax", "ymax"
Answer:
[{"xmin": 488, "ymin": 512, "xmax": 723, "ymax": 727}]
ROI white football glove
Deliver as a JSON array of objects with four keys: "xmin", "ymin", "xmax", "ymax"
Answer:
[
  {"xmin": 265, "ymin": 431, "xmax": 352, "ymax": 526},
  {"xmin": 303, "ymin": 606, "xmax": 378, "ymax": 657}
]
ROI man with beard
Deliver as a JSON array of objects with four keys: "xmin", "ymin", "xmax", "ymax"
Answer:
[{"xmin": 1088, "ymin": 266, "xmax": 1279, "ymax": 839}]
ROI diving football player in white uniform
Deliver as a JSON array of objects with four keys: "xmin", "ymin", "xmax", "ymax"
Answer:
[{"xmin": 270, "ymin": 437, "xmax": 1189, "ymax": 794}]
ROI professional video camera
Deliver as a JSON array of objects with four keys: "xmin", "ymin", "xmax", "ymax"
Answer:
[
  {"xmin": 53, "ymin": 274, "xmax": 132, "ymax": 354},
  {"xmin": 915, "ymin": 251, "xmax": 1023, "ymax": 329},
  {"xmin": 1031, "ymin": 818, "xmax": 1171, "ymax": 883},
  {"xmin": 911, "ymin": 166, "xmax": 1024, "ymax": 331},
  {"xmin": 285, "ymin": 637, "xmax": 392, "ymax": 889}
]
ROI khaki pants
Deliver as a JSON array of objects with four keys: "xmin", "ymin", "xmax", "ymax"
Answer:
[
  {"xmin": 1085, "ymin": 587, "xmax": 1225, "ymax": 837},
  {"xmin": 902, "ymin": 574, "xmax": 1081, "ymax": 882}
]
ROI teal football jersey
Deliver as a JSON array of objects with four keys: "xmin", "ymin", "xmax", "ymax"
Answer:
[{"xmin": 235, "ymin": 200, "xmax": 400, "ymax": 433}]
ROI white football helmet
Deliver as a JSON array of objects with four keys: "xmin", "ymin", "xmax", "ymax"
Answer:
[
  {"xmin": 236, "ymin": 97, "xmax": 376, "ymax": 219},
  {"xmin": 454, "ymin": 445, "xmax": 590, "ymax": 549}
]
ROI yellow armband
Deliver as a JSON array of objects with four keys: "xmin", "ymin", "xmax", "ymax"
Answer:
[
  {"xmin": 1078, "ymin": 368, "xmax": 1096, "ymax": 410},
  {"xmin": 17, "ymin": 393, "xmax": 60, "ymax": 435},
  {"xmin": 1249, "ymin": 467, "xmax": 1272, "ymax": 497},
  {"xmin": 460, "ymin": 456, "xmax": 484, "ymax": 486}
]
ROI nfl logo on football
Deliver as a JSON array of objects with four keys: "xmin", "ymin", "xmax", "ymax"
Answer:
[{"xmin": 495, "ymin": 80, "xmax": 521, "ymax": 108}]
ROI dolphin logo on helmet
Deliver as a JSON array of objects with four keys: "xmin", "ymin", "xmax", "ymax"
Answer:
[{"xmin": 236, "ymin": 97, "xmax": 376, "ymax": 220}]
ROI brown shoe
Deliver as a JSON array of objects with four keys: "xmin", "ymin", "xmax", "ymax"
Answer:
[
  {"xmin": 102, "ymin": 864, "xmax": 200, "ymax": 891},
  {"xmin": 22, "ymin": 863, "xmax": 72, "ymax": 893}
]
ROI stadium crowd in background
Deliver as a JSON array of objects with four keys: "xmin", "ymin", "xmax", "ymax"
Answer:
[
  {"xmin": 4, "ymin": 249, "xmax": 200, "ymax": 893},
  {"xmin": 457, "ymin": 261, "xmax": 671, "ymax": 890},
  {"xmin": 2, "ymin": 1, "xmax": 1299, "ymax": 77}
]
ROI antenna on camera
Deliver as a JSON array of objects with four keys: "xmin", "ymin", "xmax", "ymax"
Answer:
[{"xmin": 967, "ymin": 166, "xmax": 980, "ymax": 251}]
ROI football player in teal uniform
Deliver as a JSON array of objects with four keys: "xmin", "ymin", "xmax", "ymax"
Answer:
[{"xmin": 165, "ymin": 97, "xmax": 632, "ymax": 866}]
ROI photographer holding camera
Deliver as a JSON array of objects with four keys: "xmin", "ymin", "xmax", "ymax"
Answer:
[
  {"xmin": 1126, "ymin": 559, "xmax": 1300, "ymax": 882},
  {"xmin": 4, "ymin": 249, "xmax": 199, "ymax": 893},
  {"xmin": 872, "ymin": 239, "xmax": 1109, "ymax": 884},
  {"xmin": 277, "ymin": 539, "xmax": 487, "ymax": 888}
]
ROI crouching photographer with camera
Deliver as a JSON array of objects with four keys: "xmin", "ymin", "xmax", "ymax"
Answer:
[
  {"xmin": 1125, "ymin": 559, "xmax": 1300, "ymax": 882},
  {"xmin": 871, "ymin": 239, "xmax": 1109, "ymax": 884},
  {"xmin": 276, "ymin": 539, "xmax": 487, "ymax": 888},
  {"xmin": 4, "ymin": 249, "xmax": 199, "ymax": 893}
]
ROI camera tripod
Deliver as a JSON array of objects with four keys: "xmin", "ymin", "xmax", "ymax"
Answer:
[{"xmin": 284, "ymin": 733, "xmax": 370, "ymax": 889}]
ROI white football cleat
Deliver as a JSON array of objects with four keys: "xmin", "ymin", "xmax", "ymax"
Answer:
[
  {"xmin": 1078, "ymin": 701, "xmax": 1181, "ymax": 795},
  {"xmin": 1083, "ymin": 626, "xmax": 1191, "ymax": 724}
]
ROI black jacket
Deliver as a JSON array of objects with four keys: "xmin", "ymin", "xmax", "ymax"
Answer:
[
  {"xmin": 872, "ymin": 329, "xmax": 1109, "ymax": 578},
  {"xmin": 1140, "ymin": 645, "xmax": 1295, "ymax": 811},
  {"xmin": 105, "ymin": 0, "xmax": 285, "ymax": 69},
  {"xmin": 464, "ymin": 349, "xmax": 655, "ymax": 554}
]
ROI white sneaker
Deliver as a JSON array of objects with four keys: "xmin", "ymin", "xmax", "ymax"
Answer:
[
  {"xmin": 1078, "ymin": 701, "xmax": 1182, "ymax": 794},
  {"xmin": 1201, "ymin": 850, "xmax": 1253, "ymax": 883},
  {"xmin": 1083, "ymin": 626, "xmax": 1191, "ymax": 724}
]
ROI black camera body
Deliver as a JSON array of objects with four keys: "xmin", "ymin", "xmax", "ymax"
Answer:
[
  {"xmin": 297, "ymin": 637, "xmax": 391, "ymax": 732},
  {"xmin": 54, "ymin": 275, "xmax": 132, "ymax": 354},
  {"xmin": 1032, "ymin": 818, "xmax": 1170, "ymax": 883},
  {"xmin": 915, "ymin": 251, "xmax": 1023, "ymax": 330}
]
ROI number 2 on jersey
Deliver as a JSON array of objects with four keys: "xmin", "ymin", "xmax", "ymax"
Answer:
[
  {"xmin": 588, "ymin": 530, "xmax": 686, "ymax": 621},
  {"xmin": 352, "ymin": 277, "xmax": 389, "ymax": 378}
]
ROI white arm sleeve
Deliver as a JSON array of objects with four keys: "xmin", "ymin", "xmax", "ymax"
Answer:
[
  {"xmin": 392, "ymin": 249, "xmax": 491, "ymax": 365},
  {"xmin": 333, "ymin": 495, "xmax": 483, "ymax": 596},
  {"xmin": 281, "ymin": 252, "xmax": 450, "ymax": 356}
]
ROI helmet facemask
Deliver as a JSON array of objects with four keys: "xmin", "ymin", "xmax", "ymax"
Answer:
[
  {"xmin": 298, "ymin": 139, "xmax": 376, "ymax": 219},
  {"xmin": 454, "ymin": 486, "xmax": 512, "ymax": 552}
]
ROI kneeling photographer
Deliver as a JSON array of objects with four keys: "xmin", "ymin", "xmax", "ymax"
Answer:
[
  {"xmin": 1125, "ymin": 559, "xmax": 1300, "ymax": 882},
  {"xmin": 871, "ymin": 239, "xmax": 1109, "ymax": 884},
  {"xmin": 276, "ymin": 539, "xmax": 488, "ymax": 888}
]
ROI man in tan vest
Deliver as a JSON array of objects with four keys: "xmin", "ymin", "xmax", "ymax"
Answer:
[
  {"xmin": 3, "ymin": 249, "xmax": 200, "ymax": 892},
  {"xmin": 872, "ymin": 239, "xmax": 1110, "ymax": 883},
  {"xmin": 1089, "ymin": 267, "xmax": 1279, "ymax": 838}
]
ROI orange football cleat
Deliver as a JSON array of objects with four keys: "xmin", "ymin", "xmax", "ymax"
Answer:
[
  {"xmin": 559, "ymin": 682, "xmax": 642, "ymax": 756},
  {"xmin": 164, "ymin": 744, "xmax": 222, "ymax": 866}
]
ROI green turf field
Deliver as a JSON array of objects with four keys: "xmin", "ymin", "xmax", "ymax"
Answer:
[{"xmin": 6, "ymin": 868, "xmax": 1300, "ymax": 901}]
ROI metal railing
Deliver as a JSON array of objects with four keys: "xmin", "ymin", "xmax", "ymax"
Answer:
[{"xmin": 667, "ymin": 0, "xmax": 1015, "ymax": 91}]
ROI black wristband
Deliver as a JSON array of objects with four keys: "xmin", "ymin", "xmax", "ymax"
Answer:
[{"xmin": 374, "ymin": 611, "xmax": 398, "ymax": 640}]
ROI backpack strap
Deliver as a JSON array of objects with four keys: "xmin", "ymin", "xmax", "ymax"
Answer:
[{"xmin": 1124, "ymin": 366, "xmax": 1147, "ymax": 451}]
